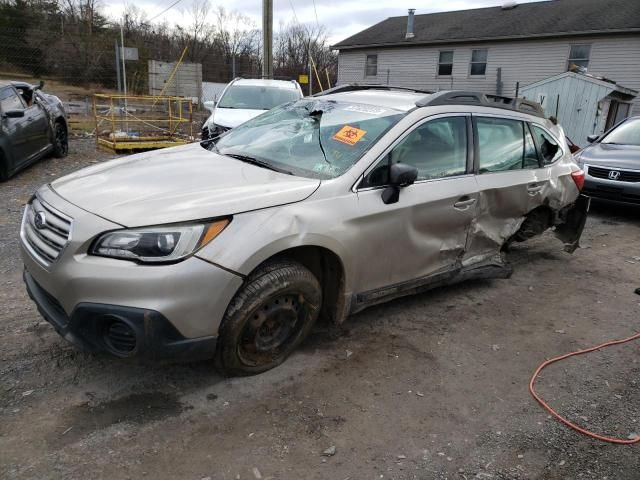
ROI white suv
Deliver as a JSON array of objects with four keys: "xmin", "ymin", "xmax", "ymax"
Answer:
[{"xmin": 202, "ymin": 78, "xmax": 303, "ymax": 139}]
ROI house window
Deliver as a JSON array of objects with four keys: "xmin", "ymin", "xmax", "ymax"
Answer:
[
  {"xmin": 470, "ymin": 49, "xmax": 488, "ymax": 76},
  {"xmin": 365, "ymin": 54, "xmax": 378, "ymax": 77},
  {"xmin": 567, "ymin": 44, "xmax": 591, "ymax": 70},
  {"xmin": 438, "ymin": 51, "xmax": 454, "ymax": 76}
]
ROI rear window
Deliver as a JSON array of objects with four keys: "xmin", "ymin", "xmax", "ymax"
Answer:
[
  {"xmin": 0, "ymin": 87, "xmax": 25, "ymax": 112},
  {"xmin": 218, "ymin": 85, "xmax": 300, "ymax": 110}
]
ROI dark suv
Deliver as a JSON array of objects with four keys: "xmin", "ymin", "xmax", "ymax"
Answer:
[{"xmin": 0, "ymin": 81, "xmax": 68, "ymax": 181}]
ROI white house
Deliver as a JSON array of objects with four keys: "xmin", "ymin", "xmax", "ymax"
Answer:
[{"xmin": 333, "ymin": 0, "xmax": 640, "ymax": 117}]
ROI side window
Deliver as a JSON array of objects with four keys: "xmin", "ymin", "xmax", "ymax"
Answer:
[
  {"xmin": 531, "ymin": 125, "xmax": 562, "ymax": 165},
  {"xmin": 567, "ymin": 44, "xmax": 591, "ymax": 71},
  {"xmin": 365, "ymin": 54, "xmax": 378, "ymax": 77},
  {"xmin": 364, "ymin": 116, "xmax": 467, "ymax": 187},
  {"xmin": 438, "ymin": 51, "xmax": 454, "ymax": 76},
  {"xmin": 470, "ymin": 49, "xmax": 488, "ymax": 76},
  {"xmin": 476, "ymin": 117, "xmax": 527, "ymax": 173},
  {"xmin": 0, "ymin": 87, "xmax": 25, "ymax": 112}
]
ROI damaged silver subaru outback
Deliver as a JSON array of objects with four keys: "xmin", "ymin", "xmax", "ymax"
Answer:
[{"xmin": 20, "ymin": 86, "xmax": 589, "ymax": 375}]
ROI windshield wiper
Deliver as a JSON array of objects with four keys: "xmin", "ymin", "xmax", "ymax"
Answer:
[{"xmin": 224, "ymin": 153, "xmax": 293, "ymax": 175}]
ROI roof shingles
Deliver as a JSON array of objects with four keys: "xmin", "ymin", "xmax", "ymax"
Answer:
[{"xmin": 333, "ymin": 0, "xmax": 640, "ymax": 49}]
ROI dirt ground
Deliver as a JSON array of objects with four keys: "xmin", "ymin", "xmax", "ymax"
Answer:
[{"xmin": 1, "ymin": 139, "xmax": 639, "ymax": 480}]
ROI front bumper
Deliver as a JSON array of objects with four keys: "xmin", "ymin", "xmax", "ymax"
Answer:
[
  {"xmin": 582, "ymin": 172, "xmax": 640, "ymax": 205},
  {"xmin": 20, "ymin": 186, "xmax": 245, "ymax": 360},
  {"xmin": 24, "ymin": 271, "xmax": 217, "ymax": 361}
]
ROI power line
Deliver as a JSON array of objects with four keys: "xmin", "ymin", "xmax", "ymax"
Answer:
[
  {"xmin": 147, "ymin": 0, "xmax": 185, "ymax": 23},
  {"xmin": 312, "ymin": 0, "xmax": 320, "ymax": 28},
  {"xmin": 287, "ymin": 0, "xmax": 300, "ymax": 25}
]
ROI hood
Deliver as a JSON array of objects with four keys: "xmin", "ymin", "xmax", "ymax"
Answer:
[
  {"xmin": 577, "ymin": 143, "xmax": 640, "ymax": 170},
  {"xmin": 212, "ymin": 108, "xmax": 266, "ymax": 128},
  {"xmin": 51, "ymin": 142, "xmax": 320, "ymax": 227}
]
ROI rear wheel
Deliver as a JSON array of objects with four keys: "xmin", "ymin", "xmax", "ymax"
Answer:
[
  {"xmin": 0, "ymin": 151, "xmax": 8, "ymax": 181},
  {"xmin": 215, "ymin": 260, "xmax": 322, "ymax": 376},
  {"xmin": 52, "ymin": 121, "xmax": 68, "ymax": 158}
]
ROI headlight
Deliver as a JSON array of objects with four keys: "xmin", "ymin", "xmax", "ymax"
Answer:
[{"xmin": 91, "ymin": 219, "xmax": 230, "ymax": 264}]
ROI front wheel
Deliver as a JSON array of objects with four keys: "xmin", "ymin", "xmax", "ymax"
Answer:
[
  {"xmin": 215, "ymin": 260, "xmax": 322, "ymax": 376},
  {"xmin": 52, "ymin": 121, "xmax": 68, "ymax": 158},
  {"xmin": 0, "ymin": 152, "xmax": 8, "ymax": 181}
]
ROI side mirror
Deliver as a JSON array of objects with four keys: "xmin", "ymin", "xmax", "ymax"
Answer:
[
  {"xmin": 381, "ymin": 163, "xmax": 418, "ymax": 204},
  {"xmin": 389, "ymin": 162, "xmax": 418, "ymax": 186},
  {"xmin": 586, "ymin": 134, "xmax": 599, "ymax": 143},
  {"xmin": 203, "ymin": 100, "xmax": 216, "ymax": 112},
  {"xmin": 36, "ymin": 80, "xmax": 45, "ymax": 90},
  {"xmin": 3, "ymin": 110, "xmax": 25, "ymax": 119}
]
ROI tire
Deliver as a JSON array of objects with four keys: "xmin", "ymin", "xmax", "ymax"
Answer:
[
  {"xmin": 215, "ymin": 260, "xmax": 322, "ymax": 376},
  {"xmin": 0, "ymin": 152, "xmax": 8, "ymax": 182},
  {"xmin": 52, "ymin": 121, "xmax": 69, "ymax": 158}
]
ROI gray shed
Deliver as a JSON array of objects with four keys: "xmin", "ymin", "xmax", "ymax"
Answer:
[{"xmin": 521, "ymin": 72, "xmax": 637, "ymax": 147}]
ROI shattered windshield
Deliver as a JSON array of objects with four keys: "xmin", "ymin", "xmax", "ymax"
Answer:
[{"xmin": 207, "ymin": 99, "xmax": 406, "ymax": 179}]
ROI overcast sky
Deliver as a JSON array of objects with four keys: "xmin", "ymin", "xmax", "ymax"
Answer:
[{"xmin": 103, "ymin": 0, "xmax": 542, "ymax": 45}]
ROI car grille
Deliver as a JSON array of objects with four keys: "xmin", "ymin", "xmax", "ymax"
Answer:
[
  {"xmin": 588, "ymin": 165, "xmax": 640, "ymax": 183},
  {"xmin": 21, "ymin": 196, "xmax": 72, "ymax": 266}
]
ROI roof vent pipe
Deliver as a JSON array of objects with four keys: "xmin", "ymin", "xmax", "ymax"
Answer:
[
  {"xmin": 501, "ymin": 1, "xmax": 517, "ymax": 9},
  {"xmin": 405, "ymin": 9, "xmax": 416, "ymax": 39}
]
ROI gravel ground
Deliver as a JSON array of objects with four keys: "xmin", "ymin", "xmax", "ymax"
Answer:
[{"xmin": 1, "ymin": 139, "xmax": 639, "ymax": 479}]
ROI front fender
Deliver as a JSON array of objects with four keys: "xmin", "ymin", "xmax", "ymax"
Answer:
[{"xmin": 195, "ymin": 206, "xmax": 354, "ymax": 291}]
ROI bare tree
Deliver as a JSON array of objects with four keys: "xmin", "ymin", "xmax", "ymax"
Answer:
[{"xmin": 274, "ymin": 21, "xmax": 337, "ymax": 89}]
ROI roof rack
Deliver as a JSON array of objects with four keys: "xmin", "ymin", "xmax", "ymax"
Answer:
[
  {"xmin": 416, "ymin": 90, "xmax": 545, "ymax": 118},
  {"xmin": 314, "ymin": 83, "xmax": 433, "ymax": 97}
]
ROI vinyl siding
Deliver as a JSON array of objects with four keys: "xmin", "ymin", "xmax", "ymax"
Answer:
[{"xmin": 337, "ymin": 34, "xmax": 640, "ymax": 113}]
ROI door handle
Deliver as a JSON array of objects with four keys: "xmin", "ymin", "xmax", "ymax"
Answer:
[
  {"xmin": 527, "ymin": 183, "xmax": 543, "ymax": 194},
  {"xmin": 453, "ymin": 197, "xmax": 477, "ymax": 210}
]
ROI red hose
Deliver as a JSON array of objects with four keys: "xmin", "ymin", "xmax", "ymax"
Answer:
[{"xmin": 529, "ymin": 332, "xmax": 640, "ymax": 445}]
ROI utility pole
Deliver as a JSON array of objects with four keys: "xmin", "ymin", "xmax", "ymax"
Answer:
[
  {"xmin": 262, "ymin": 0, "xmax": 273, "ymax": 79},
  {"xmin": 120, "ymin": 19, "xmax": 127, "ymax": 97},
  {"xmin": 120, "ymin": 16, "xmax": 128, "ymax": 133},
  {"xmin": 115, "ymin": 40, "xmax": 122, "ymax": 92},
  {"xmin": 308, "ymin": 44, "xmax": 313, "ymax": 96}
]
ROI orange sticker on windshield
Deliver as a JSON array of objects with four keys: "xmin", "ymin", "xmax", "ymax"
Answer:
[{"xmin": 332, "ymin": 125, "xmax": 366, "ymax": 146}]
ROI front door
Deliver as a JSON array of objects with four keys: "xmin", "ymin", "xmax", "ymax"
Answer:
[
  {"xmin": 351, "ymin": 114, "xmax": 478, "ymax": 299},
  {"xmin": 23, "ymin": 102, "xmax": 51, "ymax": 153},
  {"xmin": 0, "ymin": 86, "xmax": 32, "ymax": 168}
]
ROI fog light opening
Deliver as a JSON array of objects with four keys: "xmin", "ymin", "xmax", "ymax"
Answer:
[{"xmin": 103, "ymin": 318, "xmax": 137, "ymax": 355}]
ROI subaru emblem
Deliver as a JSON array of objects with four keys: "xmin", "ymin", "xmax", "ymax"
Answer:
[{"xmin": 34, "ymin": 211, "xmax": 47, "ymax": 229}]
